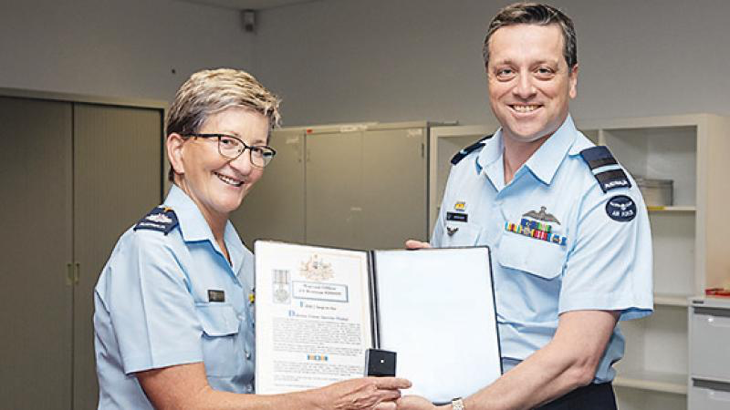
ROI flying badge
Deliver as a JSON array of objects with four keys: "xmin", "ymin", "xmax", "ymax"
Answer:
[
  {"xmin": 606, "ymin": 195, "xmax": 637, "ymax": 222},
  {"xmin": 134, "ymin": 206, "xmax": 179, "ymax": 235},
  {"xmin": 446, "ymin": 226, "xmax": 459, "ymax": 236},
  {"xmin": 505, "ymin": 206, "xmax": 567, "ymax": 246}
]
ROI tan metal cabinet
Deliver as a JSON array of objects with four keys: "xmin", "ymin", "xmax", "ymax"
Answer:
[
  {"xmin": 234, "ymin": 122, "xmax": 431, "ymax": 251},
  {"xmin": 0, "ymin": 93, "xmax": 164, "ymax": 410},
  {"xmin": 233, "ymin": 129, "xmax": 306, "ymax": 246}
]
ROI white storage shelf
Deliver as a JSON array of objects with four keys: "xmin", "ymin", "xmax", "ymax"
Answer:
[
  {"xmin": 579, "ymin": 114, "xmax": 730, "ymax": 410},
  {"xmin": 615, "ymin": 369, "xmax": 688, "ymax": 395}
]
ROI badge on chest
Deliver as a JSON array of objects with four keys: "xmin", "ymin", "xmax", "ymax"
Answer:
[
  {"xmin": 208, "ymin": 289, "xmax": 225, "ymax": 302},
  {"xmin": 446, "ymin": 201, "xmax": 469, "ymax": 224},
  {"xmin": 505, "ymin": 206, "xmax": 567, "ymax": 246},
  {"xmin": 446, "ymin": 201, "xmax": 469, "ymax": 235}
]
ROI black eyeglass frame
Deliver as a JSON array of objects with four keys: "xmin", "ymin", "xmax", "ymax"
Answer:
[{"xmin": 185, "ymin": 133, "xmax": 277, "ymax": 168}]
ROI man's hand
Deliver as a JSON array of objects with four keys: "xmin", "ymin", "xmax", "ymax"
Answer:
[
  {"xmin": 396, "ymin": 395, "xmax": 439, "ymax": 410},
  {"xmin": 405, "ymin": 240, "xmax": 431, "ymax": 250}
]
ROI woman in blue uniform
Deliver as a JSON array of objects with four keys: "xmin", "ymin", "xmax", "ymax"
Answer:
[{"xmin": 93, "ymin": 68, "xmax": 409, "ymax": 410}]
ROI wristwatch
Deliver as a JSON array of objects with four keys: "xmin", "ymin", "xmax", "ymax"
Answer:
[{"xmin": 451, "ymin": 398, "xmax": 465, "ymax": 410}]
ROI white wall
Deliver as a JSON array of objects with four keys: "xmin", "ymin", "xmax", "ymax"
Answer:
[
  {"xmin": 0, "ymin": 0, "xmax": 255, "ymax": 103},
  {"xmin": 3, "ymin": 0, "xmax": 729, "ymax": 125},
  {"xmin": 255, "ymin": 0, "xmax": 730, "ymax": 126}
]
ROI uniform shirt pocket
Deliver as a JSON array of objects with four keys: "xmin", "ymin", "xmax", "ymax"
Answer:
[
  {"xmin": 196, "ymin": 303, "xmax": 241, "ymax": 377},
  {"xmin": 439, "ymin": 221, "xmax": 482, "ymax": 247},
  {"xmin": 498, "ymin": 233, "xmax": 566, "ymax": 280}
]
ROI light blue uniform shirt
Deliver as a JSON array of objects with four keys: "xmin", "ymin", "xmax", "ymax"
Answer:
[
  {"xmin": 432, "ymin": 116, "xmax": 653, "ymax": 383},
  {"xmin": 94, "ymin": 185, "xmax": 256, "ymax": 409}
]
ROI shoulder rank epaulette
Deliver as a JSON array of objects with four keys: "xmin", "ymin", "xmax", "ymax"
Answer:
[
  {"xmin": 134, "ymin": 206, "xmax": 179, "ymax": 235},
  {"xmin": 450, "ymin": 134, "xmax": 494, "ymax": 165},
  {"xmin": 580, "ymin": 146, "xmax": 632, "ymax": 193}
]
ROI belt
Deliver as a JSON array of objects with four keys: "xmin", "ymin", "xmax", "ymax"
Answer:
[{"xmin": 535, "ymin": 382, "xmax": 616, "ymax": 410}]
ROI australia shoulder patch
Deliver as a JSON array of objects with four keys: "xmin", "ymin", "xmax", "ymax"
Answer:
[
  {"xmin": 605, "ymin": 195, "xmax": 637, "ymax": 222},
  {"xmin": 134, "ymin": 206, "xmax": 179, "ymax": 234}
]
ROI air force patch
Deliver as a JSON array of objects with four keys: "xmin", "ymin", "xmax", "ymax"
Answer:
[
  {"xmin": 134, "ymin": 206, "xmax": 179, "ymax": 234},
  {"xmin": 606, "ymin": 195, "xmax": 637, "ymax": 222}
]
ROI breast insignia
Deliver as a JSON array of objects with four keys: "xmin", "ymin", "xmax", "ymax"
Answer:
[
  {"xmin": 505, "ymin": 206, "xmax": 567, "ymax": 246},
  {"xmin": 522, "ymin": 206, "xmax": 561, "ymax": 225},
  {"xmin": 134, "ymin": 206, "xmax": 179, "ymax": 235}
]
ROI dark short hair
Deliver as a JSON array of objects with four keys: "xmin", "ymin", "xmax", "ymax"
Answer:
[{"xmin": 483, "ymin": 2, "xmax": 577, "ymax": 69}]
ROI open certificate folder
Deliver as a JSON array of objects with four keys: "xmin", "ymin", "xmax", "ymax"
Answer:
[{"xmin": 254, "ymin": 241, "xmax": 502, "ymax": 403}]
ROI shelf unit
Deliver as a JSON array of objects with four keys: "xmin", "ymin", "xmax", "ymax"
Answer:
[
  {"xmin": 579, "ymin": 114, "xmax": 730, "ymax": 410},
  {"xmin": 432, "ymin": 114, "xmax": 730, "ymax": 410}
]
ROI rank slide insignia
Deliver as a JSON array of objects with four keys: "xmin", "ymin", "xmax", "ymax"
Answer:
[{"xmin": 134, "ymin": 206, "xmax": 179, "ymax": 234}]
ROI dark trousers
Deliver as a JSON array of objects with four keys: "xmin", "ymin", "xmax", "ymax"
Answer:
[{"xmin": 536, "ymin": 383, "xmax": 616, "ymax": 410}]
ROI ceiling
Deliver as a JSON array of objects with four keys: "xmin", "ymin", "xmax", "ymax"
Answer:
[{"xmin": 179, "ymin": 0, "xmax": 322, "ymax": 10}]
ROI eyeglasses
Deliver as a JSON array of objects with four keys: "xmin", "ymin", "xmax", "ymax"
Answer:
[{"xmin": 185, "ymin": 133, "xmax": 276, "ymax": 168}]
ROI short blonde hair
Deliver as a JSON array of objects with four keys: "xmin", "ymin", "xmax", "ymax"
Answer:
[{"xmin": 166, "ymin": 68, "xmax": 281, "ymax": 180}]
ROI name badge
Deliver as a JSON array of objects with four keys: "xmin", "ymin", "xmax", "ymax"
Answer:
[
  {"xmin": 446, "ymin": 212, "xmax": 468, "ymax": 222},
  {"xmin": 208, "ymin": 289, "xmax": 225, "ymax": 302}
]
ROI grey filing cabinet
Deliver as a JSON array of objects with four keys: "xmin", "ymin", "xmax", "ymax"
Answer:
[
  {"xmin": 0, "ymin": 93, "xmax": 164, "ymax": 410},
  {"xmin": 232, "ymin": 128, "xmax": 306, "ymax": 246},
  {"xmin": 688, "ymin": 297, "xmax": 730, "ymax": 409},
  {"xmin": 233, "ymin": 122, "xmax": 433, "ymax": 250}
]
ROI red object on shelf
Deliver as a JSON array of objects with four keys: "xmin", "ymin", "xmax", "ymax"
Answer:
[{"xmin": 705, "ymin": 288, "xmax": 730, "ymax": 297}]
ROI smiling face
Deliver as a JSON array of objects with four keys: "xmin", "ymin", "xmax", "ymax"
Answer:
[
  {"xmin": 487, "ymin": 23, "xmax": 578, "ymax": 145},
  {"xmin": 168, "ymin": 106, "xmax": 270, "ymax": 225}
]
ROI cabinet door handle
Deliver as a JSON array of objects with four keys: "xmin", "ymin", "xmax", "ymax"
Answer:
[
  {"xmin": 66, "ymin": 262, "xmax": 80, "ymax": 285},
  {"xmin": 66, "ymin": 263, "xmax": 74, "ymax": 286},
  {"xmin": 693, "ymin": 378, "xmax": 730, "ymax": 396}
]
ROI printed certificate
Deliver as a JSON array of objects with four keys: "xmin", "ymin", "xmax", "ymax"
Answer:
[{"xmin": 254, "ymin": 241, "xmax": 501, "ymax": 403}]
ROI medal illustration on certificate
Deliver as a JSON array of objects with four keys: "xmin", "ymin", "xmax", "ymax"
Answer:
[{"xmin": 272, "ymin": 269, "xmax": 291, "ymax": 304}]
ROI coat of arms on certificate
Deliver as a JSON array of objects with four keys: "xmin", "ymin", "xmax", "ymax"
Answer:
[{"xmin": 300, "ymin": 254, "xmax": 335, "ymax": 281}]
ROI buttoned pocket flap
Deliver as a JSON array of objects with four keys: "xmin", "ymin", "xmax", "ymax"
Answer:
[
  {"xmin": 196, "ymin": 304, "xmax": 240, "ymax": 337},
  {"xmin": 498, "ymin": 233, "xmax": 565, "ymax": 280}
]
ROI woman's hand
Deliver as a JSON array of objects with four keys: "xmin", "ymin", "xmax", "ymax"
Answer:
[{"xmin": 309, "ymin": 377, "xmax": 411, "ymax": 410}]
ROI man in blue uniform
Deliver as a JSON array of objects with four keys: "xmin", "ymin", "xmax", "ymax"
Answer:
[{"xmin": 401, "ymin": 3, "xmax": 652, "ymax": 410}]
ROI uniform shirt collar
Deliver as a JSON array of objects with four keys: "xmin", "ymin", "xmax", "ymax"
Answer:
[
  {"xmin": 475, "ymin": 131, "xmax": 505, "ymax": 190},
  {"xmin": 477, "ymin": 115, "xmax": 577, "ymax": 187},
  {"xmin": 523, "ymin": 115, "xmax": 577, "ymax": 185},
  {"xmin": 163, "ymin": 185, "xmax": 246, "ymax": 275}
]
